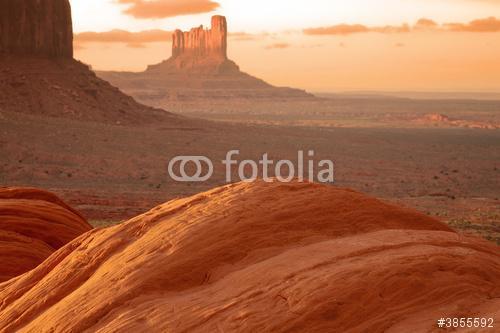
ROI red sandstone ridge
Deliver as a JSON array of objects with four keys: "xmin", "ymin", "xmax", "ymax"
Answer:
[
  {"xmin": 0, "ymin": 0, "xmax": 181, "ymax": 125},
  {"xmin": 98, "ymin": 16, "xmax": 313, "ymax": 104},
  {"xmin": 0, "ymin": 187, "xmax": 92, "ymax": 282},
  {"xmin": 0, "ymin": 0, "xmax": 72, "ymax": 58},
  {"xmin": 0, "ymin": 181, "xmax": 498, "ymax": 332}
]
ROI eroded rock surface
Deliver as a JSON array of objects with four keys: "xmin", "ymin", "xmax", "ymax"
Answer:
[
  {"xmin": 0, "ymin": 187, "xmax": 92, "ymax": 282},
  {"xmin": 0, "ymin": 181, "xmax": 498, "ymax": 332}
]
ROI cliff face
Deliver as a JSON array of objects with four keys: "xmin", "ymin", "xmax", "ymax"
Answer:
[
  {"xmin": 0, "ymin": 0, "xmax": 73, "ymax": 58},
  {"xmin": 147, "ymin": 15, "xmax": 238, "ymax": 74},
  {"xmin": 0, "ymin": 0, "xmax": 177, "ymax": 124},
  {"xmin": 172, "ymin": 16, "xmax": 227, "ymax": 59}
]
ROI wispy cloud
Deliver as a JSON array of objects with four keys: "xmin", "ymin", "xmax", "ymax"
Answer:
[
  {"xmin": 444, "ymin": 17, "xmax": 500, "ymax": 32},
  {"xmin": 304, "ymin": 17, "xmax": 500, "ymax": 36},
  {"xmin": 75, "ymin": 29, "xmax": 172, "ymax": 48},
  {"xmin": 117, "ymin": 0, "xmax": 219, "ymax": 19}
]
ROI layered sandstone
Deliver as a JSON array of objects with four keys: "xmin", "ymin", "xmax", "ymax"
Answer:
[
  {"xmin": 0, "ymin": 181, "xmax": 498, "ymax": 332},
  {"xmin": 0, "ymin": 0, "xmax": 73, "ymax": 58},
  {"xmin": 0, "ymin": 187, "xmax": 92, "ymax": 282}
]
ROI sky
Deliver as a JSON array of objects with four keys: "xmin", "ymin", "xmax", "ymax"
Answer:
[{"xmin": 71, "ymin": 0, "xmax": 500, "ymax": 92}]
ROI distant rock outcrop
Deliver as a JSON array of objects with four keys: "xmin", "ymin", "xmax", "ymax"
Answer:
[
  {"xmin": 172, "ymin": 15, "xmax": 227, "ymax": 59},
  {"xmin": 98, "ymin": 16, "xmax": 313, "ymax": 105},
  {"xmin": 147, "ymin": 15, "xmax": 239, "ymax": 74},
  {"xmin": 0, "ymin": 181, "xmax": 498, "ymax": 332},
  {"xmin": 148, "ymin": 15, "xmax": 239, "ymax": 74},
  {"xmin": 0, "ymin": 0, "xmax": 73, "ymax": 58},
  {"xmin": 0, "ymin": 187, "xmax": 92, "ymax": 282}
]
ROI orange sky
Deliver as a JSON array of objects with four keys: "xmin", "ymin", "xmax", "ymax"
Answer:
[{"xmin": 71, "ymin": 0, "xmax": 500, "ymax": 92}]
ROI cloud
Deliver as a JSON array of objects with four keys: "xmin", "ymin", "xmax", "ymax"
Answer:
[
  {"xmin": 371, "ymin": 24, "xmax": 411, "ymax": 33},
  {"xmin": 304, "ymin": 24, "xmax": 369, "ymax": 36},
  {"xmin": 303, "ymin": 23, "xmax": 409, "ymax": 35},
  {"xmin": 117, "ymin": 0, "xmax": 219, "ymax": 19},
  {"xmin": 415, "ymin": 18, "xmax": 438, "ymax": 29},
  {"xmin": 264, "ymin": 43, "xmax": 291, "ymax": 50},
  {"xmin": 74, "ymin": 29, "xmax": 172, "ymax": 46},
  {"xmin": 444, "ymin": 17, "xmax": 500, "ymax": 32},
  {"xmin": 304, "ymin": 17, "xmax": 500, "ymax": 36},
  {"xmin": 229, "ymin": 32, "xmax": 275, "ymax": 42},
  {"xmin": 229, "ymin": 32, "xmax": 259, "ymax": 41}
]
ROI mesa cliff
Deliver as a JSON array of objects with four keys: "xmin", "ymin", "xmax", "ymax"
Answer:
[
  {"xmin": 146, "ymin": 15, "xmax": 239, "ymax": 74},
  {"xmin": 0, "ymin": 0, "xmax": 180, "ymax": 125},
  {"xmin": 172, "ymin": 16, "xmax": 227, "ymax": 60},
  {"xmin": 0, "ymin": 0, "xmax": 73, "ymax": 58},
  {"xmin": 98, "ymin": 15, "xmax": 313, "ymax": 107}
]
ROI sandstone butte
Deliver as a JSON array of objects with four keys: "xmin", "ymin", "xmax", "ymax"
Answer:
[
  {"xmin": 0, "ymin": 181, "xmax": 498, "ymax": 332},
  {"xmin": 98, "ymin": 16, "xmax": 313, "ymax": 101},
  {"xmin": 147, "ymin": 15, "xmax": 239, "ymax": 74},
  {"xmin": 0, "ymin": 187, "xmax": 92, "ymax": 282},
  {"xmin": 0, "ymin": 0, "xmax": 179, "ymax": 125}
]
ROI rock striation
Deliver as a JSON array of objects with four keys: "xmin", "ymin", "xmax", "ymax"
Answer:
[
  {"xmin": 0, "ymin": 187, "xmax": 92, "ymax": 282},
  {"xmin": 0, "ymin": 0, "xmax": 73, "ymax": 58},
  {"xmin": 0, "ymin": 181, "xmax": 498, "ymax": 332}
]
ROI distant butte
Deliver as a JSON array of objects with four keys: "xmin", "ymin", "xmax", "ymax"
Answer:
[
  {"xmin": 98, "ymin": 16, "xmax": 314, "ymax": 105},
  {"xmin": 147, "ymin": 15, "xmax": 239, "ymax": 74}
]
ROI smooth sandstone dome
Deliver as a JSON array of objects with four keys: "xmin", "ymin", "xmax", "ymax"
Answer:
[
  {"xmin": 0, "ymin": 187, "xmax": 92, "ymax": 282},
  {"xmin": 0, "ymin": 181, "xmax": 498, "ymax": 332}
]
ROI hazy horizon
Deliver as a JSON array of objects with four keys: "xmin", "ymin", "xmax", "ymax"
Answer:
[{"xmin": 71, "ymin": 0, "xmax": 500, "ymax": 92}]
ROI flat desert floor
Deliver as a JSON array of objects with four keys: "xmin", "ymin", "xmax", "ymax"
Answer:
[{"xmin": 1, "ymin": 96, "xmax": 498, "ymax": 243}]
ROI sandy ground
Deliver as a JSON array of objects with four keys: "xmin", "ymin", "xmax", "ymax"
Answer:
[
  {"xmin": 1, "ymin": 102, "xmax": 499, "ymax": 243},
  {"xmin": 122, "ymin": 96, "xmax": 500, "ymax": 129}
]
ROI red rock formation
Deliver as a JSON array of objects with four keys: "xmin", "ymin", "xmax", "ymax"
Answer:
[
  {"xmin": 0, "ymin": 0, "xmax": 180, "ymax": 124},
  {"xmin": 99, "ymin": 15, "xmax": 313, "ymax": 100},
  {"xmin": 0, "ymin": 181, "xmax": 498, "ymax": 332},
  {"xmin": 172, "ymin": 16, "xmax": 227, "ymax": 60},
  {"xmin": 147, "ymin": 15, "xmax": 238, "ymax": 74},
  {"xmin": 0, "ymin": 0, "xmax": 73, "ymax": 58},
  {"xmin": 0, "ymin": 187, "xmax": 92, "ymax": 282}
]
